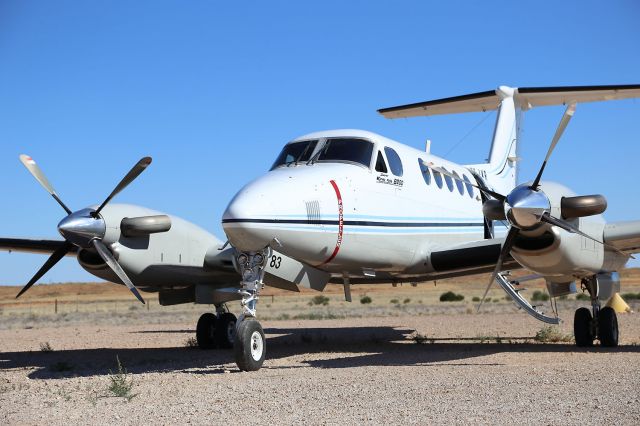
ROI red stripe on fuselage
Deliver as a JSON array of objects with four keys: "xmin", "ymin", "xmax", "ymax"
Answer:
[{"xmin": 318, "ymin": 180, "xmax": 343, "ymax": 266}]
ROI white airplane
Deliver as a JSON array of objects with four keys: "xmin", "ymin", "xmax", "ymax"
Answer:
[{"xmin": 2, "ymin": 84, "xmax": 640, "ymax": 372}]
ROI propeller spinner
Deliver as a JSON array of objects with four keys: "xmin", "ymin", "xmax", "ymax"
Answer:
[{"xmin": 15, "ymin": 156, "xmax": 152, "ymax": 304}]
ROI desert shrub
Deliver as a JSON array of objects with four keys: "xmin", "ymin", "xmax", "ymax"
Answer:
[
  {"xmin": 576, "ymin": 293, "xmax": 590, "ymax": 301},
  {"xmin": 531, "ymin": 291, "xmax": 550, "ymax": 302},
  {"xmin": 472, "ymin": 296, "xmax": 480, "ymax": 302},
  {"xmin": 311, "ymin": 295, "xmax": 330, "ymax": 306},
  {"xmin": 622, "ymin": 292, "xmax": 640, "ymax": 300},
  {"xmin": 108, "ymin": 356, "xmax": 136, "ymax": 401},
  {"xmin": 360, "ymin": 296, "xmax": 372, "ymax": 304},
  {"xmin": 184, "ymin": 337, "xmax": 198, "ymax": 348},
  {"xmin": 439, "ymin": 291, "xmax": 464, "ymax": 302},
  {"xmin": 40, "ymin": 342, "xmax": 53, "ymax": 352},
  {"xmin": 534, "ymin": 326, "xmax": 573, "ymax": 343},
  {"xmin": 390, "ymin": 299, "xmax": 399, "ymax": 304},
  {"xmin": 403, "ymin": 298, "xmax": 411, "ymax": 304}
]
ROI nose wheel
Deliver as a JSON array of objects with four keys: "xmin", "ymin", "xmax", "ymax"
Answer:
[
  {"xmin": 574, "ymin": 277, "xmax": 619, "ymax": 348},
  {"xmin": 234, "ymin": 318, "xmax": 266, "ymax": 371}
]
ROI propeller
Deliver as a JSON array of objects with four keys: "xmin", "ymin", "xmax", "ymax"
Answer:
[
  {"xmin": 425, "ymin": 102, "xmax": 625, "ymax": 310},
  {"xmin": 16, "ymin": 156, "xmax": 151, "ymax": 303}
]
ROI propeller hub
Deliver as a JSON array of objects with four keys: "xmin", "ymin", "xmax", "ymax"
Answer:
[
  {"xmin": 505, "ymin": 184, "xmax": 551, "ymax": 229},
  {"xmin": 57, "ymin": 208, "xmax": 106, "ymax": 248}
]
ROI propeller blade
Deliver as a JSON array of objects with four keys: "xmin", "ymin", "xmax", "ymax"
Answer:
[
  {"xmin": 477, "ymin": 226, "xmax": 519, "ymax": 312},
  {"xmin": 91, "ymin": 239, "xmax": 145, "ymax": 304},
  {"xmin": 540, "ymin": 213, "xmax": 632, "ymax": 258},
  {"xmin": 530, "ymin": 103, "xmax": 576, "ymax": 189},
  {"xmin": 426, "ymin": 164, "xmax": 506, "ymax": 202},
  {"xmin": 94, "ymin": 157, "xmax": 152, "ymax": 216},
  {"xmin": 16, "ymin": 242, "xmax": 73, "ymax": 299},
  {"xmin": 19, "ymin": 154, "xmax": 72, "ymax": 215}
]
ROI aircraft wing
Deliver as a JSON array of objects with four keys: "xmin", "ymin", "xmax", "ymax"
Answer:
[
  {"xmin": 378, "ymin": 84, "xmax": 640, "ymax": 118},
  {"xmin": 0, "ymin": 238, "xmax": 78, "ymax": 256},
  {"xmin": 604, "ymin": 221, "xmax": 640, "ymax": 254}
]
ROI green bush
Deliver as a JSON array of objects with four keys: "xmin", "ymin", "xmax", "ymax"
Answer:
[
  {"xmin": 472, "ymin": 296, "xmax": 480, "ymax": 302},
  {"xmin": 403, "ymin": 298, "xmax": 411, "ymax": 304},
  {"xmin": 360, "ymin": 295, "xmax": 372, "ymax": 304},
  {"xmin": 311, "ymin": 295, "xmax": 330, "ymax": 306},
  {"xmin": 390, "ymin": 299, "xmax": 399, "ymax": 304},
  {"xmin": 439, "ymin": 291, "xmax": 464, "ymax": 302},
  {"xmin": 531, "ymin": 291, "xmax": 550, "ymax": 302},
  {"xmin": 576, "ymin": 293, "xmax": 590, "ymax": 301},
  {"xmin": 621, "ymin": 292, "xmax": 640, "ymax": 300}
]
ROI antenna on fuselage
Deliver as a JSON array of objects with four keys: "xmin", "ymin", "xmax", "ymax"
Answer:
[{"xmin": 425, "ymin": 139, "xmax": 431, "ymax": 154}]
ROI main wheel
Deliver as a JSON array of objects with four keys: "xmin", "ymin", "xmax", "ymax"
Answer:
[
  {"xmin": 214, "ymin": 312, "xmax": 237, "ymax": 349},
  {"xmin": 574, "ymin": 307, "xmax": 594, "ymax": 347},
  {"xmin": 234, "ymin": 318, "xmax": 266, "ymax": 371},
  {"xmin": 196, "ymin": 313, "xmax": 217, "ymax": 349},
  {"xmin": 598, "ymin": 306, "xmax": 619, "ymax": 347}
]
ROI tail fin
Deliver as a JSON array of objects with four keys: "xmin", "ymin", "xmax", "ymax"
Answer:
[{"xmin": 466, "ymin": 86, "xmax": 519, "ymax": 195}]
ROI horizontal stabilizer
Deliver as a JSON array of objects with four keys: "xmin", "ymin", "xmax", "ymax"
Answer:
[{"xmin": 379, "ymin": 84, "xmax": 640, "ymax": 118}]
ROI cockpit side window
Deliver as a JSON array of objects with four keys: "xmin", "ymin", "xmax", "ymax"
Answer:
[
  {"xmin": 384, "ymin": 147, "xmax": 403, "ymax": 176},
  {"xmin": 316, "ymin": 138, "xmax": 374, "ymax": 168},
  {"xmin": 271, "ymin": 139, "xmax": 318, "ymax": 170},
  {"xmin": 375, "ymin": 151, "xmax": 388, "ymax": 173}
]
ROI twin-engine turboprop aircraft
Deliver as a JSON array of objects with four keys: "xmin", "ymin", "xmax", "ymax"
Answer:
[{"xmin": 2, "ymin": 84, "xmax": 640, "ymax": 372}]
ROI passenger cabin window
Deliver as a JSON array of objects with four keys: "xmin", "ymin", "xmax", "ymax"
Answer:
[
  {"xmin": 452, "ymin": 171, "xmax": 465, "ymax": 195},
  {"xmin": 375, "ymin": 151, "xmax": 388, "ymax": 173},
  {"xmin": 432, "ymin": 170, "xmax": 443, "ymax": 189},
  {"xmin": 442, "ymin": 167, "xmax": 454, "ymax": 192},
  {"xmin": 418, "ymin": 159, "xmax": 431, "ymax": 185},
  {"xmin": 316, "ymin": 138, "xmax": 374, "ymax": 168},
  {"xmin": 271, "ymin": 139, "xmax": 318, "ymax": 169},
  {"xmin": 384, "ymin": 147, "xmax": 403, "ymax": 176},
  {"xmin": 462, "ymin": 175, "xmax": 474, "ymax": 198}
]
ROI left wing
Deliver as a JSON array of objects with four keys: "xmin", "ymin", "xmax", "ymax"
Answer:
[
  {"xmin": 0, "ymin": 238, "xmax": 79, "ymax": 256},
  {"xmin": 604, "ymin": 221, "xmax": 640, "ymax": 254}
]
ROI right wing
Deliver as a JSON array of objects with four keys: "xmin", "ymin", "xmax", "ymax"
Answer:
[{"xmin": 0, "ymin": 238, "xmax": 79, "ymax": 256}]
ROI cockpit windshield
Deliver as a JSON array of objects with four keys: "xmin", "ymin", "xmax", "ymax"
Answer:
[
  {"xmin": 271, "ymin": 139, "xmax": 318, "ymax": 169},
  {"xmin": 315, "ymin": 138, "xmax": 373, "ymax": 168}
]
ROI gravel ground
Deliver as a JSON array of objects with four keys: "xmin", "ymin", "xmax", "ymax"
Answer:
[{"xmin": 1, "ymin": 309, "xmax": 639, "ymax": 425}]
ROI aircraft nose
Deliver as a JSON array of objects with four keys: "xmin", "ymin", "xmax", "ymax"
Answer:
[{"xmin": 222, "ymin": 179, "xmax": 280, "ymax": 252}]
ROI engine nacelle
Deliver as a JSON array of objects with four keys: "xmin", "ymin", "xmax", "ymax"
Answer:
[{"xmin": 509, "ymin": 182, "xmax": 625, "ymax": 280}]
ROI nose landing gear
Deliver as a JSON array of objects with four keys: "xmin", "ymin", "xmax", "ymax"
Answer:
[
  {"xmin": 574, "ymin": 276, "xmax": 619, "ymax": 348},
  {"xmin": 234, "ymin": 249, "xmax": 270, "ymax": 371}
]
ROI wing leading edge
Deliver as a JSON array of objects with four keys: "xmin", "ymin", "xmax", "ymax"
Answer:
[{"xmin": 0, "ymin": 238, "xmax": 79, "ymax": 256}]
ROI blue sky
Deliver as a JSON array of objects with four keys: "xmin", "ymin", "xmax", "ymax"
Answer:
[{"xmin": 1, "ymin": 1, "xmax": 639, "ymax": 284}]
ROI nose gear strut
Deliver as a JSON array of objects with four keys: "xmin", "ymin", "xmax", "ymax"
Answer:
[{"xmin": 233, "ymin": 248, "xmax": 271, "ymax": 371}]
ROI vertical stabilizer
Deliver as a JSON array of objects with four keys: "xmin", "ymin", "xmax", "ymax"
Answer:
[{"xmin": 466, "ymin": 86, "xmax": 519, "ymax": 195}]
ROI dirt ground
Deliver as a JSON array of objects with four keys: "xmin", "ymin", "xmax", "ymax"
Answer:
[{"xmin": 1, "ymin": 297, "xmax": 640, "ymax": 425}]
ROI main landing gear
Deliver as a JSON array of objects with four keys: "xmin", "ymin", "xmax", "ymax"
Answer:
[
  {"xmin": 574, "ymin": 276, "xmax": 619, "ymax": 347},
  {"xmin": 196, "ymin": 306, "xmax": 237, "ymax": 349},
  {"xmin": 233, "ymin": 249, "xmax": 270, "ymax": 371}
]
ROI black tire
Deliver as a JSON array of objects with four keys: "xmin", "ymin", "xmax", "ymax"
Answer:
[
  {"xmin": 574, "ymin": 307, "xmax": 594, "ymax": 347},
  {"xmin": 234, "ymin": 318, "xmax": 266, "ymax": 371},
  {"xmin": 598, "ymin": 306, "xmax": 619, "ymax": 347},
  {"xmin": 214, "ymin": 312, "xmax": 237, "ymax": 349},
  {"xmin": 196, "ymin": 313, "xmax": 217, "ymax": 349}
]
